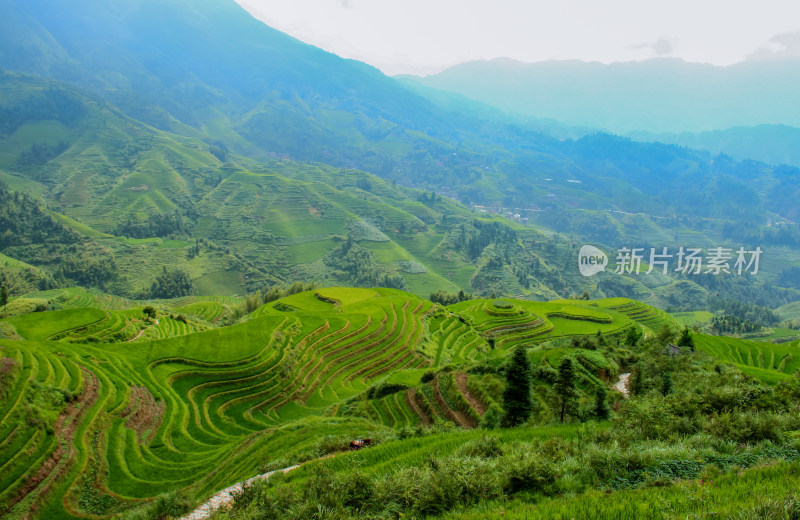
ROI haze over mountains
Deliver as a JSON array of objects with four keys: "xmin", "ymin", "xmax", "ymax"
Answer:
[{"xmin": 410, "ymin": 57, "xmax": 800, "ymax": 135}]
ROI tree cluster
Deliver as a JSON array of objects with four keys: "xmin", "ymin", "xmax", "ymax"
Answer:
[
  {"xmin": 429, "ymin": 289, "xmax": 472, "ymax": 306},
  {"xmin": 707, "ymin": 297, "xmax": 780, "ymax": 326},
  {"xmin": 710, "ymin": 315, "xmax": 762, "ymax": 335},
  {"xmin": 453, "ymin": 220, "xmax": 518, "ymax": 262},
  {"xmin": 115, "ymin": 210, "xmax": 196, "ymax": 239},
  {"xmin": 140, "ymin": 267, "xmax": 195, "ymax": 299},
  {"xmin": 17, "ymin": 141, "xmax": 69, "ymax": 166},
  {"xmin": 323, "ymin": 237, "xmax": 405, "ymax": 290}
]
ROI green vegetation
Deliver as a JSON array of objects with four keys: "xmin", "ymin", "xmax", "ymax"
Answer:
[
  {"xmin": 206, "ymin": 321, "xmax": 800, "ymax": 520},
  {"xmin": 501, "ymin": 346, "xmax": 534, "ymax": 427},
  {"xmin": 694, "ymin": 334, "xmax": 800, "ymax": 383},
  {"xmin": 554, "ymin": 357, "xmax": 578, "ymax": 422},
  {"xmin": 1, "ymin": 1, "xmax": 800, "ymax": 517},
  {"xmin": 1, "ymin": 289, "xmax": 798, "ymax": 519}
]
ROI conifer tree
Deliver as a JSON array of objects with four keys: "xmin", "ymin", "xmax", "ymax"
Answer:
[
  {"xmin": 555, "ymin": 357, "xmax": 578, "ymax": 423},
  {"xmin": 594, "ymin": 384, "xmax": 610, "ymax": 420},
  {"xmin": 502, "ymin": 346, "xmax": 534, "ymax": 427},
  {"xmin": 677, "ymin": 327, "xmax": 694, "ymax": 351},
  {"xmin": 661, "ymin": 371, "xmax": 674, "ymax": 396}
]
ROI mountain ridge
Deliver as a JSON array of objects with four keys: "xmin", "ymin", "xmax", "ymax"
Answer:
[{"xmin": 410, "ymin": 56, "xmax": 800, "ymax": 134}]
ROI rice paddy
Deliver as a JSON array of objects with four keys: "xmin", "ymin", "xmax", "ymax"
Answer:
[{"xmin": 0, "ymin": 289, "xmax": 793, "ymax": 518}]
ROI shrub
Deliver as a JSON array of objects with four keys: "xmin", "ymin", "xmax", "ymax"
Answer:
[
  {"xmin": 455, "ymin": 435, "xmax": 504, "ymax": 459},
  {"xmin": 119, "ymin": 491, "xmax": 192, "ymax": 520},
  {"xmin": 480, "ymin": 403, "xmax": 503, "ymax": 429},
  {"xmin": 730, "ymin": 495, "xmax": 800, "ymax": 520},
  {"xmin": 533, "ymin": 364, "xmax": 558, "ymax": 384},
  {"xmin": 501, "ymin": 449, "xmax": 556, "ymax": 493},
  {"xmin": 366, "ymin": 382, "xmax": 408, "ymax": 400},
  {"xmin": 705, "ymin": 411, "xmax": 785, "ymax": 444}
]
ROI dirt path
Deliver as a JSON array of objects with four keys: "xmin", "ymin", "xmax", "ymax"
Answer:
[
  {"xmin": 405, "ymin": 388, "xmax": 431, "ymax": 425},
  {"xmin": 455, "ymin": 372, "xmax": 486, "ymax": 415},
  {"xmin": 128, "ymin": 329, "xmax": 145, "ymax": 342},
  {"xmin": 614, "ymin": 372, "xmax": 631, "ymax": 398},
  {"xmin": 180, "ymin": 465, "xmax": 301, "ymax": 520},
  {"xmin": 7, "ymin": 368, "xmax": 99, "ymax": 516},
  {"xmin": 433, "ymin": 375, "xmax": 474, "ymax": 428}
]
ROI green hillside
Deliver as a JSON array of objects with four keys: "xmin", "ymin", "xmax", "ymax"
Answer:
[
  {"xmin": 694, "ymin": 334, "xmax": 800, "ymax": 384},
  {"xmin": 3, "ymin": 290, "xmax": 798, "ymax": 519},
  {"xmin": 2, "ymin": 63, "xmax": 799, "ymax": 312}
]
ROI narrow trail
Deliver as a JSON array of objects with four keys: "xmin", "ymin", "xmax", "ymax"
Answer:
[
  {"xmin": 405, "ymin": 388, "xmax": 430, "ymax": 425},
  {"xmin": 455, "ymin": 372, "xmax": 486, "ymax": 415},
  {"xmin": 7, "ymin": 368, "xmax": 99, "ymax": 516},
  {"xmin": 614, "ymin": 372, "xmax": 631, "ymax": 398},
  {"xmin": 181, "ymin": 465, "xmax": 301, "ymax": 520},
  {"xmin": 129, "ymin": 318, "xmax": 158, "ymax": 342},
  {"xmin": 128, "ymin": 329, "xmax": 145, "ymax": 342},
  {"xmin": 433, "ymin": 375, "xmax": 473, "ymax": 428}
]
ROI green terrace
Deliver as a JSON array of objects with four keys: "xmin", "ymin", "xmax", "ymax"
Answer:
[{"xmin": 1, "ymin": 289, "xmax": 796, "ymax": 519}]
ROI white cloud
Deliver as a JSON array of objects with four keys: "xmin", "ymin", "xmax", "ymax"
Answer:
[
  {"xmin": 629, "ymin": 38, "xmax": 676, "ymax": 57},
  {"xmin": 234, "ymin": 0, "xmax": 800, "ymax": 74},
  {"xmin": 748, "ymin": 31, "xmax": 800, "ymax": 60}
]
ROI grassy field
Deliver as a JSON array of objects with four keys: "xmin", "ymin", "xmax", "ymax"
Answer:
[
  {"xmin": 448, "ymin": 461, "xmax": 800, "ymax": 519},
  {"xmin": 777, "ymin": 300, "xmax": 800, "ymax": 321},
  {"xmin": 671, "ymin": 310, "xmax": 715, "ymax": 327}
]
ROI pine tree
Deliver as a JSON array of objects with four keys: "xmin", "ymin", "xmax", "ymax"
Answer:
[
  {"xmin": 501, "ymin": 346, "xmax": 534, "ymax": 427},
  {"xmin": 677, "ymin": 327, "xmax": 694, "ymax": 351},
  {"xmin": 555, "ymin": 357, "xmax": 578, "ymax": 423},
  {"xmin": 628, "ymin": 367, "xmax": 643, "ymax": 396},
  {"xmin": 594, "ymin": 384, "xmax": 610, "ymax": 420},
  {"xmin": 0, "ymin": 284, "xmax": 8, "ymax": 313}
]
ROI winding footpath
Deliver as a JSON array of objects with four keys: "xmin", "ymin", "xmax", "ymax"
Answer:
[
  {"xmin": 180, "ymin": 465, "xmax": 301, "ymax": 520},
  {"xmin": 614, "ymin": 372, "xmax": 631, "ymax": 398}
]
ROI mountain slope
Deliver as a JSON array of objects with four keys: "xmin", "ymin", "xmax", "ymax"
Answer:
[
  {"xmin": 629, "ymin": 124, "xmax": 800, "ymax": 168},
  {"xmin": 1, "ymin": 0, "xmax": 800, "ymax": 308},
  {"xmin": 2, "ymin": 0, "xmax": 799, "ymax": 224}
]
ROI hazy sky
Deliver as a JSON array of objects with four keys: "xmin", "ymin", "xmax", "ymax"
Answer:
[{"xmin": 234, "ymin": 0, "xmax": 800, "ymax": 76}]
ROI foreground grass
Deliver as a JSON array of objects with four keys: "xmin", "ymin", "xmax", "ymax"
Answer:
[{"xmin": 448, "ymin": 461, "xmax": 800, "ymax": 519}]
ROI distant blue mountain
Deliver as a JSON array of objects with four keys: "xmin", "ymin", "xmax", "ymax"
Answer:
[
  {"xmin": 628, "ymin": 125, "xmax": 800, "ymax": 167},
  {"xmin": 1, "ymin": 0, "xmax": 799, "ymax": 224},
  {"xmin": 410, "ymin": 57, "xmax": 800, "ymax": 134}
]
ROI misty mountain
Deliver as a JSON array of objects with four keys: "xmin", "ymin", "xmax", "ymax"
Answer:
[
  {"xmin": 628, "ymin": 125, "xmax": 800, "ymax": 168},
  {"xmin": 1, "ymin": 0, "xmax": 799, "ymax": 224},
  {"xmin": 1, "ymin": 0, "xmax": 800, "ymax": 305},
  {"xmin": 409, "ymin": 57, "xmax": 800, "ymax": 134}
]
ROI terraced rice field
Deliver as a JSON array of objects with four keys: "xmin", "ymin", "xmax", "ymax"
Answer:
[
  {"xmin": 0, "ymin": 289, "xmax": 685, "ymax": 519},
  {"xmin": 427, "ymin": 314, "xmax": 488, "ymax": 365},
  {"xmin": 4, "ymin": 307, "xmax": 208, "ymax": 344},
  {"xmin": 594, "ymin": 298, "xmax": 677, "ymax": 335},
  {"xmin": 0, "ymin": 288, "xmax": 450, "ymax": 518},
  {"xmin": 694, "ymin": 334, "xmax": 800, "ymax": 383},
  {"xmin": 449, "ymin": 298, "xmax": 636, "ymax": 349}
]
